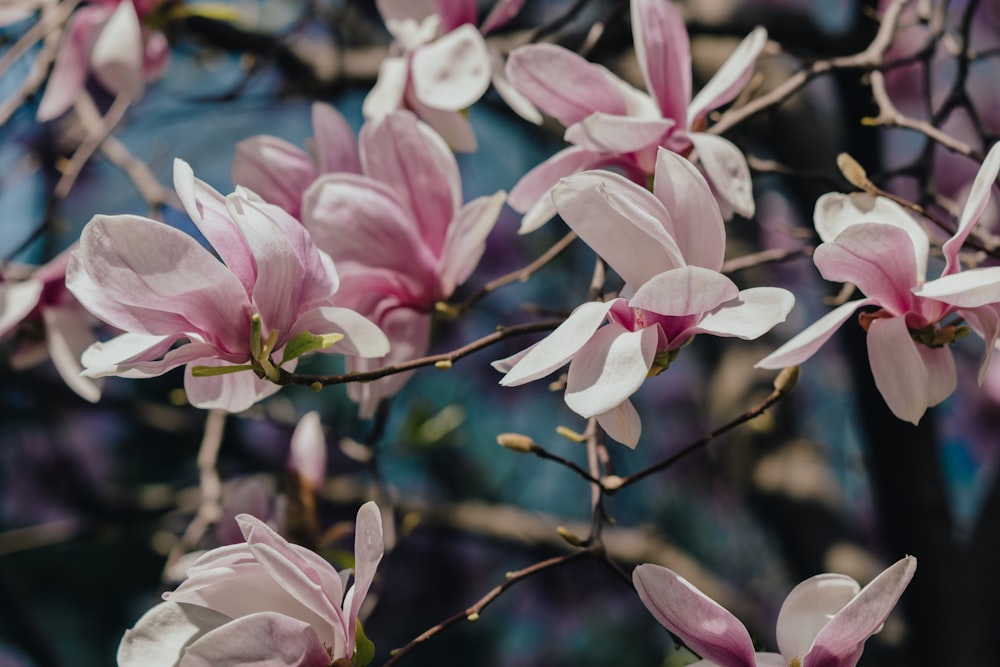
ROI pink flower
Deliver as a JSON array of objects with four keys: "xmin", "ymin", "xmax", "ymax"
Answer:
[
  {"xmin": 118, "ymin": 502, "xmax": 384, "ymax": 667},
  {"xmin": 36, "ymin": 0, "xmax": 170, "ymax": 121},
  {"xmin": 633, "ymin": 556, "xmax": 916, "ymax": 667},
  {"xmin": 363, "ymin": 0, "xmax": 532, "ymax": 151},
  {"xmin": 757, "ymin": 143, "xmax": 1000, "ymax": 424},
  {"xmin": 505, "ymin": 0, "xmax": 766, "ymax": 232},
  {"xmin": 493, "ymin": 149, "xmax": 793, "ymax": 446},
  {"xmin": 302, "ymin": 110, "xmax": 506, "ymax": 417},
  {"xmin": 66, "ymin": 159, "xmax": 390, "ymax": 413}
]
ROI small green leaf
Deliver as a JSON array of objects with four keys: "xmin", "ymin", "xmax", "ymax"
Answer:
[
  {"xmin": 354, "ymin": 619, "xmax": 375, "ymax": 667},
  {"xmin": 191, "ymin": 364, "xmax": 254, "ymax": 377},
  {"xmin": 281, "ymin": 331, "xmax": 344, "ymax": 363}
]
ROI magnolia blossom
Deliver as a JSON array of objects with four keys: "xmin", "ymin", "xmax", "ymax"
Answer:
[
  {"xmin": 363, "ymin": 0, "xmax": 533, "ymax": 151},
  {"xmin": 0, "ymin": 244, "xmax": 101, "ymax": 402},
  {"xmin": 633, "ymin": 556, "xmax": 916, "ymax": 667},
  {"xmin": 118, "ymin": 502, "xmax": 384, "ymax": 667},
  {"xmin": 36, "ymin": 0, "xmax": 170, "ymax": 121},
  {"xmin": 303, "ymin": 110, "xmax": 506, "ymax": 417},
  {"xmin": 505, "ymin": 0, "xmax": 766, "ymax": 232},
  {"xmin": 66, "ymin": 159, "xmax": 390, "ymax": 413},
  {"xmin": 758, "ymin": 143, "xmax": 1000, "ymax": 424},
  {"xmin": 494, "ymin": 149, "xmax": 793, "ymax": 446}
]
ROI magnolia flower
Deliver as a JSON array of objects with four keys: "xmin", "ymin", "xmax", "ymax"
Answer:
[
  {"xmin": 36, "ymin": 0, "xmax": 170, "ymax": 121},
  {"xmin": 757, "ymin": 143, "xmax": 1000, "ymax": 424},
  {"xmin": 303, "ymin": 110, "xmax": 506, "ymax": 417},
  {"xmin": 505, "ymin": 0, "xmax": 766, "ymax": 232},
  {"xmin": 363, "ymin": 0, "xmax": 533, "ymax": 151},
  {"xmin": 118, "ymin": 502, "xmax": 384, "ymax": 667},
  {"xmin": 0, "ymin": 244, "xmax": 101, "ymax": 402},
  {"xmin": 66, "ymin": 159, "xmax": 390, "ymax": 413},
  {"xmin": 493, "ymin": 149, "xmax": 793, "ymax": 446},
  {"xmin": 633, "ymin": 556, "xmax": 916, "ymax": 667}
]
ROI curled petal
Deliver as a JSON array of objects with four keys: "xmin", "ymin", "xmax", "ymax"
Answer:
[
  {"xmin": 689, "ymin": 133, "xmax": 755, "ymax": 219},
  {"xmin": 412, "ymin": 25, "xmax": 491, "ymax": 111},
  {"xmin": 118, "ymin": 601, "xmax": 230, "ymax": 667},
  {"xmin": 564, "ymin": 113, "xmax": 674, "ymax": 154},
  {"xmin": 756, "ymin": 298, "xmax": 873, "ymax": 369},
  {"xmin": 564, "ymin": 322, "xmax": 658, "ymax": 418},
  {"xmin": 687, "ymin": 26, "xmax": 768, "ymax": 125},
  {"xmin": 652, "ymin": 148, "xmax": 726, "ymax": 269},
  {"xmin": 344, "ymin": 501, "xmax": 384, "ymax": 650},
  {"xmin": 776, "ymin": 574, "xmax": 860, "ymax": 662},
  {"xmin": 696, "ymin": 287, "xmax": 795, "ymax": 339},
  {"xmin": 181, "ymin": 612, "xmax": 332, "ymax": 667},
  {"xmin": 595, "ymin": 399, "xmax": 642, "ymax": 448},
  {"xmin": 943, "ymin": 142, "xmax": 1000, "ymax": 276}
]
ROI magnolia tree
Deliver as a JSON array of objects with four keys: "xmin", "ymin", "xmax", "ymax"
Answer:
[{"xmin": 1, "ymin": 0, "xmax": 999, "ymax": 665}]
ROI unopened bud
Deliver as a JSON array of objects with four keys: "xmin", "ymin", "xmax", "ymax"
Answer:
[
  {"xmin": 556, "ymin": 525, "xmax": 584, "ymax": 546},
  {"xmin": 555, "ymin": 426, "xmax": 585, "ymax": 442},
  {"xmin": 496, "ymin": 432, "xmax": 537, "ymax": 453},
  {"xmin": 773, "ymin": 365, "xmax": 800, "ymax": 394},
  {"xmin": 601, "ymin": 475, "xmax": 624, "ymax": 492},
  {"xmin": 467, "ymin": 612, "xmax": 480, "ymax": 622},
  {"xmin": 434, "ymin": 359, "xmax": 453, "ymax": 370},
  {"xmin": 310, "ymin": 381, "xmax": 323, "ymax": 392},
  {"xmin": 837, "ymin": 153, "xmax": 874, "ymax": 192}
]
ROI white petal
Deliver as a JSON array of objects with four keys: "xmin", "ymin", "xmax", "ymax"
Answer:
[
  {"xmin": 564, "ymin": 322, "xmax": 657, "ymax": 418},
  {"xmin": 775, "ymin": 573, "xmax": 860, "ymax": 661},
  {"xmin": 690, "ymin": 133, "xmax": 755, "ymax": 219},
  {"xmin": 412, "ymin": 25, "xmax": 491, "ymax": 111},
  {"xmin": 696, "ymin": 287, "xmax": 795, "ymax": 339},
  {"xmin": 118, "ymin": 601, "xmax": 230, "ymax": 667},
  {"xmin": 596, "ymin": 399, "xmax": 642, "ymax": 448}
]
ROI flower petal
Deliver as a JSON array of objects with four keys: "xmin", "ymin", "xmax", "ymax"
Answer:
[
  {"xmin": 696, "ymin": 287, "xmax": 795, "ymax": 339},
  {"xmin": 363, "ymin": 56, "xmax": 408, "ymax": 118},
  {"xmin": 288, "ymin": 411, "xmax": 326, "ymax": 491},
  {"xmin": 344, "ymin": 501, "xmax": 384, "ymax": 650},
  {"xmin": 915, "ymin": 265, "xmax": 1000, "ymax": 307},
  {"xmin": 42, "ymin": 306, "xmax": 101, "ymax": 402},
  {"xmin": 181, "ymin": 611, "xmax": 332, "ymax": 667},
  {"xmin": 118, "ymin": 601, "xmax": 230, "ymax": 667},
  {"xmin": 630, "ymin": 266, "xmax": 738, "ymax": 317},
  {"xmin": 0, "ymin": 279, "xmax": 43, "ymax": 337},
  {"xmin": 596, "ymin": 398, "xmax": 642, "ymax": 448},
  {"xmin": 36, "ymin": 6, "xmax": 109, "ymax": 121},
  {"xmin": 411, "ymin": 24, "xmax": 491, "ymax": 111},
  {"xmin": 311, "ymin": 102, "xmax": 361, "ymax": 175},
  {"xmin": 508, "ymin": 146, "xmax": 610, "ymax": 233},
  {"xmin": 776, "ymin": 573, "xmax": 860, "ymax": 662},
  {"xmin": 652, "ymin": 148, "xmax": 726, "ymax": 269},
  {"xmin": 866, "ymin": 316, "xmax": 942, "ymax": 424},
  {"xmin": 689, "ymin": 133, "xmax": 755, "ymax": 219},
  {"xmin": 687, "ymin": 26, "xmax": 768, "ymax": 125},
  {"xmin": 489, "ymin": 49, "xmax": 543, "ymax": 124},
  {"xmin": 960, "ymin": 304, "xmax": 1000, "ymax": 384},
  {"xmin": 632, "ymin": 564, "xmax": 757, "ymax": 667},
  {"xmin": 943, "ymin": 142, "xmax": 1000, "ymax": 276},
  {"xmin": 90, "ymin": 0, "xmax": 144, "ymax": 99},
  {"xmin": 564, "ymin": 322, "xmax": 658, "ymax": 418},
  {"xmin": 564, "ymin": 113, "xmax": 675, "ymax": 154},
  {"xmin": 631, "ymin": 0, "xmax": 690, "ymax": 123},
  {"xmin": 438, "ymin": 191, "xmax": 506, "ymax": 295},
  {"xmin": 232, "ymin": 136, "xmax": 316, "ymax": 217},
  {"xmin": 480, "ymin": 0, "xmax": 526, "ymax": 34},
  {"xmin": 756, "ymin": 298, "xmax": 873, "ymax": 369}
]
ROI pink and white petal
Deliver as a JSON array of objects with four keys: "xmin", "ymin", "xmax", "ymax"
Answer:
[
  {"xmin": 775, "ymin": 573, "xmax": 860, "ymax": 662},
  {"xmin": 915, "ymin": 266, "xmax": 1000, "ymax": 308},
  {"xmin": 918, "ymin": 343, "xmax": 957, "ymax": 408},
  {"xmin": 183, "ymin": 358, "xmax": 286, "ymax": 412},
  {"xmin": 504, "ymin": 44, "xmax": 627, "ymax": 125},
  {"xmin": 36, "ymin": 6, "xmax": 110, "ymax": 121},
  {"xmin": 362, "ymin": 56, "xmax": 408, "ymax": 119},
  {"xmin": 564, "ymin": 322, "xmax": 657, "ymax": 418},
  {"xmin": 0, "ymin": 279, "xmax": 43, "ymax": 337},
  {"xmin": 756, "ymin": 298, "xmax": 874, "ymax": 369},
  {"xmin": 630, "ymin": 266, "xmax": 738, "ymax": 317},
  {"xmin": 117, "ymin": 601, "xmax": 231, "ymax": 667},
  {"xmin": 289, "ymin": 306, "xmax": 391, "ymax": 358},
  {"xmin": 181, "ymin": 612, "xmax": 332, "ymax": 667},
  {"xmin": 814, "ymin": 193, "xmax": 928, "ymax": 277},
  {"xmin": 434, "ymin": 0, "xmax": 477, "ymax": 32},
  {"xmin": 564, "ymin": 113, "xmax": 674, "ymax": 154},
  {"xmin": 960, "ymin": 304, "xmax": 1000, "ymax": 384},
  {"xmin": 806, "ymin": 556, "xmax": 916, "ymax": 667},
  {"xmin": 232, "ymin": 136, "xmax": 316, "ymax": 216},
  {"xmin": 480, "ymin": 0, "xmax": 525, "ymax": 34},
  {"xmin": 595, "ymin": 398, "xmax": 642, "ymax": 448},
  {"xmin": 696, "ymin": 287, "xmax": 795, "ymax": 339},
  {"xmin": 866, "ymin": 317, "xmax": 936, "ymax": 424},
  {"xmin": 412, "ymin": 25, "xmax": 491, "ymax": 111},
  {"xmin": 687, "ymin": 26, "xmax": 767, "ymax": 125},
  {"xmin": 652, "ymin": 147, "xmax": 726, "ymax": 269},
  {"xmin": 632, "ymin": 564, "xmax": 757, "ymax": 667},
  {"xmin": 943, "ymin": 142, "xmax": 1000, "ymax": 276},
  {"xmin": 689, "ymin": 133, "xmax": 755, "ymax": 219},
  {"xmin": 311, "ymin": 102, "xmax": 361, "ymax": 175},
  {"xmin": 344, "ymin": 501, "xmax": 384, "ymax": 650},
  {"xmin": 438, "ymin": 190, "xmax": 506, "ymax": 295},
  {"xmin": 508, "ymin": 146, "xmax": 610, "ymax": 232},
  {"xmin": 553, "ymin": 170, "xmax": 684, "ymax": 287},
  {"xmin": 496, "ymin": 299, "xmax": 619, "ymax": 386},
  {"xmin": 814, "ymin": 223, "xmax": 921, "ymax": 315},
  {"xmin": 79, "ymin": 332, "xmax": 184, "ymax": 376},
  {"xmin": 42, "ymin": 306, "xmax": 101, "ymax": 402},
  {"xmin": 288, "ymin": 411, "xmax": 326, "ymax": 492},
  {"xmin": 90, "ymin": 0, "xmax": 144, "ymax": 98},
  {"xmin": 489, "ymin": 49, "xmax": 543, "ymax": 124},
  {"xmin": 631, "ymin": 0, "xmax": 691, "ymax": 123}
]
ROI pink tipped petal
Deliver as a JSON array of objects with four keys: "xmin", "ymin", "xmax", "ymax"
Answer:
[
  {"xmin": 411, "ymin": 25, "xmax": 491, "ymax": 111},
  {"xmin": 687, "ymin": 26, "xmax": 767, "ymax": 125},
  {"xmin": 439, "ymin": 191, "xmax": 506, "ymax": 295},
  {"xmin": 289, "ymin": 412, "xmax": 326, "ymax": 491},
  {"xmin": 631, "ymin": 0, "xmax": 691, "ymax": 122},
  {"xmin": 480, "ymin": 0, "xmax": 525, "ymax": 33},
  {"xmin": 633, "ymin": 564, "xmax": 757, "ymax": 667},
  {"xmin": 311, "ymin": 103, "xmax": 361, "ymax": 174},
  {"xmin": 866, "ymin": 316, "xmax": 939, "ymax": 424},
  {"xmin": 756, "ymin": 298, "xmax": 873, "ymax": 369},
  {"xmin": 553, "ymin": 171, "xmax": 684, "ymax": 288},
  {"xmin": 564, "ymin": 322, "xmax": 658, "ymax": 418},
  {"xmin": 0, "ymin": 280, "xmax": 43, "ymax": 336},
  {"xmin": 596, "ymin": 398, "xmax": 642, "ymax": 448},
  {"xmin": 345, "ymin": 501, "xmax": 384, "ymax": 648},
  {"xmin": 943, "ymin": 142, "xmax": 1000, "ymax": 275},
  {"xmin": 497, "ymin": 299, "xmax": 619, "ymax": 385},
  {"xmin": 689, "ymin": 133, "xmax": 755, "ymax": 219},
  {"xmin": 489, "ymin": 49, "xmax": 543, "ymax": 124},
  {"xmin": 814, "ymin": 223, "xmax": 921, "ymax": 315},
  {"xmin": 36, "ymin": 6, "xmax": 109, "ymax": 121},
  {"xmin": 232, "ymin": 136, "xmax": 316, "ymax": 216},
  {"xmin": 564, "ymin": 113, "xmax": 675, "ymax": 154},
  {"xmin": 630, "ymin": 266, "xmax": 738, "ymax": 316},
  {"xmin": 776, "ymin": 574, "xmax": 861, "ymax": 662},
  {"xmin": 42, "ymin": 306, "xmax": 101, "ymax": 403},
  {"xmin": 806, "ymin": 557, "xmax": 917, "ymax": 667},
  {"xmin": 90, "ymin": 0, "xmax": 144, "ymax": 98},
  {"xmin": 184, "ymin": 360, "xmax": 286, "ymax": 412},
  {"xmin": 915, "ymin": 266, "xmax": 1000, "ymax": 307},
  {"xmin": 117, "ymin": 601, "xmax": 231, "ymax": 667},
  {"xmin": 363, "ymin": 56, "xmax": 408, "ymax": 118},
  {"xmin": 181, "ymin": 612, "xmax": 332, "ymax": 667},
  {"xmin": 652, "ymin": 148, "xmax": 726, "ymax": 269},
  {"xmin": 289, "ymin": 307, "xmax": 391, "ymax": 358},
  {"xmin": 504, "ymin": 44, "xmax": 627, "ymax": 125},
  {"xmin": 696, "ymin": 287, "xmax": 795, "ymax": 339}
]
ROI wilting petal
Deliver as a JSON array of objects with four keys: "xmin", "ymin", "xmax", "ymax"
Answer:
[
  {"xmin": 814, "ymin": 223, "xmax": 920, "ymax": 315},
  {"xmin": 311, "ymin": 102, "xmax": 361, "ymax": 175},
  {"xmin": 363, "ymin": 56, "xmax": 408, "ymax": 118},
  {"xmin": 697, "ymin": 287, "xmax": 795, "ymax": 339},
  {"xmin": 496, "ymin": 299, "xmax": 619, "ymax": 385},
  {"xmin": 438, "ymin": 191, "xmax": 506, "ymax": 295},
  {"xmin": 943, "ymin": 142, "xmax": 1000, "ymax": 276},
  {"xmin": 181, "ymin": 612, "xmax": 332, "ymax": 667},
  {"xmin": 564, "ymin": 113, "xmax": 674, "ymax": 154},
  {"xmin": 867, "ymin": 316, "xmax": 939, "ymax": 424},
  {"xmin": 687, "ymin": 26, "xmax": 767, "ymax": 125},
  {"xmin": 0, "ymin": 279, "xmax": 42, "ymax": 336},
  {"xmin": 631, "ymin": 266, "xmax": 738, "ymax": 317},
  {"xmin": 90, "ymin": 0, "xmax": 144, "ymax": 98},
  {"xmin": 289, "ymin": 412, "xmax": 326, "ymax": 491},
  {"xmin": 36, "ymin": 6, "xmax": 109, "ymax": 121},
  {"xmin": 652, "ymin": 148, "xmax": 726, "ymax": 269},
  {"xmin": 564, "ymin": 322, "xmax": 657, "ymax": 418},
  {"xmin": 633, "ymin": 564, "xmax": 757, "ymax": 667},
  {"xmin": 412, "ymin": 25, "xmax": 491, "ymax": 111},
  {"xmin": 631, "ymin": 0, "xmax": 690, "ymax": 123},
  {"xmin": 42, "ymin": 306, "xmax": 101, "ymax": 402},
  {"xmin": 756, "ymin": 298, "xmax": 873, "ymax": 369},
  {"xmin": 508, "ymin": 146, "xmax": 609, "ymax": 232},
  {"xmin": 553, "ymin": 171, "xmax": 684, "ymax": 288},
  {"xmin": 480, "ymin": 0, "xmax": 526, "ymax": 34},
  {"xmin": 689, "ymin": 133, "xmax": 755, "ymax": 219},
  {"xmin": 915, "ymin": 266, "xmax": 1000, "ymax": 308},
  {"xmin": 806, "ymin": 557, "xmax": 916, "ymax": 667},
  {"xmin": 814, "ymin": 193, "xmax": 928, "ymax": 278},
  {"xmin": 344, "ymin": 501, "xmax": 384, "ymax": 649},
  {"xmin": 118, "ymin": 601, "xmax": 231, "ymax": 667},
  {"xmin": 776, "ymin": 574, "xmax": 860, "ymax": 662},
  {"xmin": 288, "ymin": 307, "xmax": 391, "ymax": 358},
  {"xmin": 505, "ymin": 44, "xmax": 626, "ymax": 125},
  {"xmin": 232, "ymin": 136, "xmax": 316, "ymax": 216}
]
